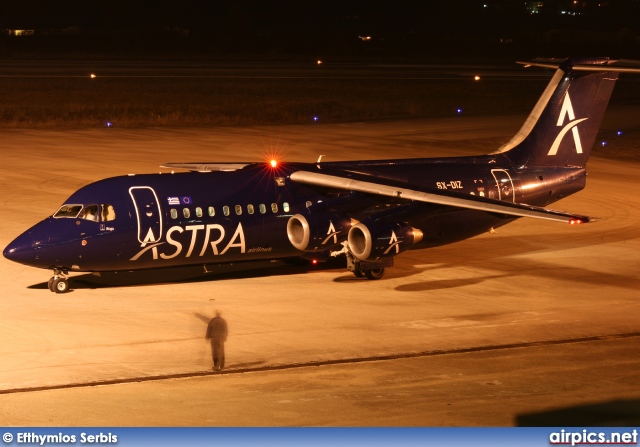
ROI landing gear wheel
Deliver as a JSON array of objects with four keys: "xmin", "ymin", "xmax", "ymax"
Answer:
[
  {"xmin": 353, "ymin": 265, "xmax": 365, "ymax": 278},
  {"xmin": 52, "ymin": 278, "xmax": 70, "ymax": 294},
  {"xmin": 48, "ymin": 268, "xmax": 70, "ymax": 294},
  {"xmin": 364, "ymin": 268, "xmax": 385, "ymax": 280}
]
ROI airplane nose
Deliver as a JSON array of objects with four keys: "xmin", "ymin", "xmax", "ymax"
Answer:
[{"xmin": 3, "ymin": 231, "xmax": 39, "ymax": 266}]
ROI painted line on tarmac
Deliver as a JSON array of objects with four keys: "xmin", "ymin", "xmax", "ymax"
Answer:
[{"xmin": 1, "ymin": 331, "xmax": 639, "ymax": 395}]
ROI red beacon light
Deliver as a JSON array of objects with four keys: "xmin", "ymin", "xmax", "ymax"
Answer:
[{"xmin": 569, "ymin": 219, "xmax": 583, "ymax": 225}]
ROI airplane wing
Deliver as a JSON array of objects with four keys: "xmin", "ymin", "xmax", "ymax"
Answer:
[
  {"xmin": 161, "ymin": 162, "xmax": 255, "ymax": 172},
  {"xmin": 289, "ymin": 170, "xmax": 592, "ymax": 224}
]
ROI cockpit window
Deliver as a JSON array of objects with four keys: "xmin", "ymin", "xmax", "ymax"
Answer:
[
  {"xmin": 53, "ymin": 203, "xmax": 116, "ymax": 221},
  {"xmin": 101, "ymin": 204, "xmax": 116, "ymax": 221},
  {"xmin": 53, "ymin": 204, "xmax": 83, "ymax": 218},
  {"xmin": 78, "ymin": 204, "xmax": 99, "ymax": 221}
]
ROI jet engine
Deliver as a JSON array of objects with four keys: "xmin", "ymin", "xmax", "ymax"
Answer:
[
  {"xmin": 287, "ymin": 213, "xmax": 352, "ymax": 252},
  {"xmin": 348, "ymin": 221, "xmax": 423, "ymax": 261}
]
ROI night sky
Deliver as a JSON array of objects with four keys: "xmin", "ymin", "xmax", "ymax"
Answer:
[{"xmin": 2, "ymin": 0, "xmax": 640, "ymax": 60}]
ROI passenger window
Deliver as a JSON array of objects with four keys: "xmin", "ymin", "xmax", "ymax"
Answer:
[
  {"xmin": 53, "ymin": 204, "xmax": 83, "ymax": 218},
  {"xmin": 235, "ymin": 205, "xmax": 242, "ymax": 215},
  {"xmin": 208, "ymin": 206, "xmax": 215, "ymax": 217},
  {"xmin": 101, "ymin": 204, "xmax": 116, "ymax": 221},
  {"xmin": 247, "ymin": 204, "xmax": 254, "ymax": 214},
  {"xmin": 283, "ymin": 202, "xmax": 290, "ymax": 212},
  {"xmin": 259, "ymin": 204, "xmax": 266, "ymax": 214},
  {"xmin": 170, "ymin": 209, "xmax": 178, "ymax": 219},
  {"xmin": 183, "ymin": 208, "xmax": 190, "ymax": 218},
  {"xmin": 223, "ymin": 206, "xmax": 230, "ymax": 216},
  {"xmin": 78, "ymin": 204, "xmax": 99, "ymax": 222},
  {"xmin": 271, "ymin": 203, "xmax": 278, "ymax": 213},
  {"xmin": 196, "ymin": 207, "xmax": 203, "ymax": 218}
]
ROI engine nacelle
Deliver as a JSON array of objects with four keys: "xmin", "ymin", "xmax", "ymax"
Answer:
[
  {"xmin": 348, "ymin": 221, "xmax": 423, "ymax": 261},
  {"xmin": 287, "ymin": 213, "xmax": 352, "ymax": 252}
]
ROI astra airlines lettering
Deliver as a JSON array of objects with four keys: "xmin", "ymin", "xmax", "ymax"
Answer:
[
  {"xmin": 548, "ymin": 93, "xmax": 588, "ymax": 156},
  {"xmin": 130, "ymin": 223, "xmax": 246, "ymax": 261}
]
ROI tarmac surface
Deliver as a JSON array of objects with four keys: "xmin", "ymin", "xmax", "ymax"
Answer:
[{"xmin": 1, "ymin": 110, "xmax": 639, "ymax": 426}]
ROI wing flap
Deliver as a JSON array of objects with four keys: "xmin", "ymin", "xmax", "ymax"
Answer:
[{"xmin": 289, "ymin": 171, "xmax": 592, "ymax": 224}]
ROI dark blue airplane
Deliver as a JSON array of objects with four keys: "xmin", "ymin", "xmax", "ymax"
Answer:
[{"xmin": 5, "ymin": 57, "xmax": 640, "ymax": 293}]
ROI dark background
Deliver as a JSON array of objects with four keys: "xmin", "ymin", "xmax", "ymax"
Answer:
[{"xmin": 2, "ymin": 0, "xmax": 640, "ymax": 61}]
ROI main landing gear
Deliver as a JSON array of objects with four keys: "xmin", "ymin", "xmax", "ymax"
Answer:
[
  {"xmin": 352, "ymin": 263, "xmax": 386, "ymax": 280},
  {"xmin": 344, "ymin": 245, "xmax": 392, "ymax": 280},
  {"xmin": 48, "ymin": 269, "xmax": 70, "ymax": 293}
]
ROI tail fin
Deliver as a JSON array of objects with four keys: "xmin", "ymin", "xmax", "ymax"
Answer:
[{"xmin": 496, "ymin": 57, "xmax": 640, "ymax": 168}]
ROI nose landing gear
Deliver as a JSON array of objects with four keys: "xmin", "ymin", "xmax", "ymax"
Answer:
[{"xmin": 48, "ymin": 269, "xmax": 70, "ymax": 293}]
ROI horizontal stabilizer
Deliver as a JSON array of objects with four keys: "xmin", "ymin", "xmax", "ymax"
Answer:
[{"xmin": 517, "ymin": 58, "xmax": 640, "ymax": 73}]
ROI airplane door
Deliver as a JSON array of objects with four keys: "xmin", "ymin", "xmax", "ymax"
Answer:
[
  {"xmin": 129, "ymin": 187, "xmax": 163, "ymax": 243},
  {"xmin": 491, "ymin": 169, "xmax": 515, "ymax": 203}
]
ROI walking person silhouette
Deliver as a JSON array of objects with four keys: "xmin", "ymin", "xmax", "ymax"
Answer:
[{"xmin": 206, "ymin": 310, "xmax": 228, "ymax": 371}]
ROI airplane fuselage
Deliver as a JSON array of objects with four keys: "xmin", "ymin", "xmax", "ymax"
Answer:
[{"xmin": 5, "ymin": 156, "xmax": 586, "ymax": 273}]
